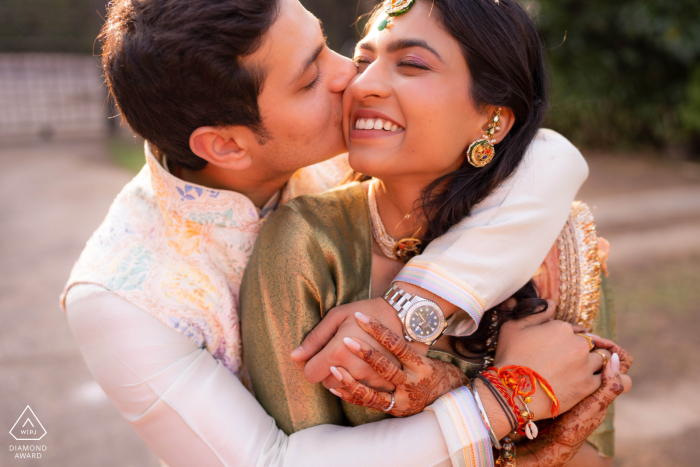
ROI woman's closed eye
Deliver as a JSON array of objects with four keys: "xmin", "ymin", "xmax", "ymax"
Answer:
[
  {"xmin": 353, "ymin": 56, "xmax": 373, "ymax": 72},
  {"xmin": 397, "ymin": 60, "xmax": 431, "ymax": 71},
  {"xmin": 353, "ymin": 55, "xmax": 432, "ymax": 75}
]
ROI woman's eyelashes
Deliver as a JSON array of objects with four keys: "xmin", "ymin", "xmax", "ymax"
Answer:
[
  {"xmin": 398, "ymin": 60, "xmax": 430, "ymax": 71},
  {"xmin": 353, "ymin": 56, "xmax": 372, "ymax": 72},
  {"xmin": 352, "ymin": 55, "xmax": 432, "ymax": 74}
]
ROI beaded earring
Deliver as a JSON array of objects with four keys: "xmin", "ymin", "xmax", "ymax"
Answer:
[{"xmin": 466, "ymin": 108, "xmax": 502, "ymax": 168}]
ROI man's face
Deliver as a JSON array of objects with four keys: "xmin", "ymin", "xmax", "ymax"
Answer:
[{"xmin": 245, "ymin": 0, "xmax": 357, "ymax": 176}]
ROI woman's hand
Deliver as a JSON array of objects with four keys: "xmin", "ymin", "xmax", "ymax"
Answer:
[
  {"xmin": 517, "ymin": 345, "xmax": 633, "ymax": 467},
  {"xmin": 327, "ymin": 312, "xmax": 468, "ymax": 417}
]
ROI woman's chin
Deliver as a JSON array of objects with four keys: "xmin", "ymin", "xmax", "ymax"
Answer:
[{"xmin": 347, "ymin": 151, "xmax": 395, "ymax": 178}]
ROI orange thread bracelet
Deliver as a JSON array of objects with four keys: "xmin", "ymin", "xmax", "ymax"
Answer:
[
  {"xmin": 480, "ymin": 371, "xmax": 526, "ymax": 433},
  {"xmin": 488, "ymin": 365, "xmax": 561, "ymax": 418}
]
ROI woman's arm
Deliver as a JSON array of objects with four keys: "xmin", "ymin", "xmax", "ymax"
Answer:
[{"xmin": 65, "ymin": 285, "xmax": 483, "ymax": 467}]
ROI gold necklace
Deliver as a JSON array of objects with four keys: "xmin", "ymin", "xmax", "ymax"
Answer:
[{"xmin": 367, "ymin": 180, "xmax": 422, "ymax": 263}]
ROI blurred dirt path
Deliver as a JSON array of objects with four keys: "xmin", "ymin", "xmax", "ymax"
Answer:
[
  {"xmin": 581, "ymin": 186, "xmax": 700, "ymax": 267},
  {"xmin": 0, "ymin": 141, "xmax": 158, "ymax": 467},
  {"xmin": 578, "ymin": 153, "xmax": 700, "ymax": 467}
]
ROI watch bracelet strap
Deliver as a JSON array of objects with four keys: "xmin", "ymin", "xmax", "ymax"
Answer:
[
  {"xmin": 383, "ymin": 283, "xmax": 447, "ymax": 346},
  {"xmin": 383, "ymin": 283, "xmax": 415, "ymax": 314}
]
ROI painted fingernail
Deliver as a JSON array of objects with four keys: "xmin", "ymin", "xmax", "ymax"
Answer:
[
  {"xmin": 329, "ymin": 388, "xmax": 342, "ymax": 397},
  {"xmin": 585, "ymin": 333, "xmax": 601, "ymax": 339},
  {"xmin": 355, "ymin": 312, "xmax": 371, "ymax": 324},
  {"xmin": 330, "ymin": 366, "xmax": 343, "ymax": 381},
  {"xmin": 343, "ymin": 337, "xmax": 361, "ymax": 351},
  {"xmin": 290, "ymin": 346, "xmax": 303, "ymax": 358},
  {"xmin": 611, "ymin": 353, "xmax": 620, "ymax": 372},
  {"xmin": 546, "ymin": 299, "xmax": 554, "ymax": 307}
]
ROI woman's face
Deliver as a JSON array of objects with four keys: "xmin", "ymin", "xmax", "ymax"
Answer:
[{"xmin": 344, "ymin": 1, "xmax": 487, "ymax": 182}]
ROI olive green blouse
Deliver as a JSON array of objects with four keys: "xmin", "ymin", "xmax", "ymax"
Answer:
[{"xmin": 240, "ymin": 182, "xmax": 615, "ymax": 457}]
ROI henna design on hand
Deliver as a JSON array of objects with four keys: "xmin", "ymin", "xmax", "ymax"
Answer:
[
  {"xmin": 333, "ymin": 315, "xmax": 469, "ymax": 416},
  {"xmin": 591, "ymin": 336, "xmax": 633, "ymax": 374},
  {"xmin": 365, "ymin": 319, "xmax": 425, "ymax": 367},
  {"xmin": 397, "ymin": 359, "xmax": 469, "ymax": 416},
  {"xmin": 357, "ymin": 345, "xmax": 408, "ymax": 386},
  {"xmin": 517, "ymin": 368, "xmax": 625, "ymax": 467}
]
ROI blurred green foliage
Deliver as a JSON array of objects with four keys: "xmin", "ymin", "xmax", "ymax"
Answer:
[
  {"xmin": 0, "ymin": 0, "xmax": 105, "ymax": 53},
  {"xmin": 107, "ymin": 138, "xmax": 145, "ymax": 174},
  {"xmin": 531, "ymin": 0, "xmax": 700, "ymax": 153},
  {"xmin": 300, "ymin": 0, "xmax": 375, "ymax": 56}
]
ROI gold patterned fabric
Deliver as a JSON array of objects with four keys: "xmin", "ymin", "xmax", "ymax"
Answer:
[{"xmin": 240, "ymin": 182, "xmax": 615, "ymax": 457}]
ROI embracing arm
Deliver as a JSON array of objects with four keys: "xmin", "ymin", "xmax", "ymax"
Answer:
[
  {"xmin": 397, "ymin": 129, "xmax": 588, "ymax": 326},
  {"xmin": 65, "ymin": 286, "xmax": 489, "ymax": 467}
]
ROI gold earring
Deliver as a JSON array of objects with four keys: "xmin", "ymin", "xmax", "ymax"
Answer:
[{"xmin": 466, "ymin": 108, "xmax": 502, "ymax": 168}]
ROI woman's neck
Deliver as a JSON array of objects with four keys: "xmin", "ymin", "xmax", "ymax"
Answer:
[{"xmin": 372, "ymin": 178, "xmax": 426, "ymax": 240}]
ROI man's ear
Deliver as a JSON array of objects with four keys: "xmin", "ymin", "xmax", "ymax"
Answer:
[
  {"xmin": 481, "ymin": 106, "xmax": 515, "ymax": 144},
  {"xmin": 189, "ymin": 126, "xmax": 253, "ymax": 171}
]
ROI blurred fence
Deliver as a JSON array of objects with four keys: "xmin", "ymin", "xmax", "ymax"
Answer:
[{"xmin": 0, "ymin": 54, "xmax": 110, "ymax": 141}]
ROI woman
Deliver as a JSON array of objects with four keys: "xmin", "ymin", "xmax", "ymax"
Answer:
[{"xmin": 241, "ymin": 0, "xmax": 631, "ymax": 464}]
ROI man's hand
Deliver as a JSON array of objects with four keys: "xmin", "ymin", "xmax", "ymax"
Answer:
[
  {"xmin": 518, "ymin": 349, "xmax": 632, "ymax": 467},
  {"xmin": 494, "ymin": 300, "xmax": 622, "ymax": 418},
  {"xmin": 290, "ymin": 297, "xmax": 422, "ymax": 391}
]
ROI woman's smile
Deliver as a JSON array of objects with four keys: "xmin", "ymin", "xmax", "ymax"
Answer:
[{"xmin": 350, "ymin": 109, "xmax": 405, "ymax": 140}]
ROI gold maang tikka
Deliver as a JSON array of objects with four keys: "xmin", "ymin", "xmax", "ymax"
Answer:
[
  {"xmin": 378, "ymin": 0, "xmax": 415, "ymax": 31},
  {"xmin": 466, "ymin": 108, "xmax": 501, "ymax": 168}
]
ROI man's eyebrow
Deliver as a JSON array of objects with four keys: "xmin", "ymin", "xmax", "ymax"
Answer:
[
  {"xmin": 292, "ymin": 19, "xmax": 326, "ymax": 85},
  {"xmin": 386, "ymin": 38, "xmax": 443, "ymax": 62},
  {"xmin": 292, "ymin": 42, "xmax": 324, "ymax": 84}
]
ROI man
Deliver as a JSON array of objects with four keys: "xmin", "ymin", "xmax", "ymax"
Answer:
[{"xmin": 62, "ymin": 0, "xmax": 617, "ymax": 465}]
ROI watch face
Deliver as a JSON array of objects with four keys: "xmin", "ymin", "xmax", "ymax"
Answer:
[{"xmin": 406, "ymin": 302, "xmax": 444, "ymax": 343}]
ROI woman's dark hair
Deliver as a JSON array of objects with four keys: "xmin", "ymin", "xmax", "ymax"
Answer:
[
  {"xmin": 100, "ymin": 0, "xmax": 280, "ymax": 170},
  {"xmin": 364, "ymin": 0, "xmax": 550, "ymax": 359}
]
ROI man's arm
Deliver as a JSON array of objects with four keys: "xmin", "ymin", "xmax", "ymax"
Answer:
[
  {"xmin": 65, "ymin": 285, "xmax": 488, "ymax": 467},
  {"xmin": 396, "ymin": 129, "xmax": 589, "ymax": 326}
]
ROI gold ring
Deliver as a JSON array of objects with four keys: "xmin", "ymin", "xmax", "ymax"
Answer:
[
  {"xmin": 593, "ymin": 350, "xmax": 608, "ymax": 367},
  {"xmin": 576, "ymin": 333, "xmax": 595, "ymax": 351}
]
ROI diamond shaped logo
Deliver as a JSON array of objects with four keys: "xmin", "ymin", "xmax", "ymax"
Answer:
[{"xmin": 9, "ymin": 406, "xmax": 46, "ymax": 441}]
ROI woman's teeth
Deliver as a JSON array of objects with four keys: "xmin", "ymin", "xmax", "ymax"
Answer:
[{"xmin": 355, "ymin": 118, "xmax": 403, "ymax": 132}]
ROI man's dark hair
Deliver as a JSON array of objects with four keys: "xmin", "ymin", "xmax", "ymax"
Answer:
[{"xmin": 100, "ymin": 0, "xmax": 280, "ymax": 170}]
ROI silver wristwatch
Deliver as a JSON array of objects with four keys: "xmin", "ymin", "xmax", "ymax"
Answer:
[{"xmin": 383, "ymin": 284, "xmax": 448, "ymax": 345}]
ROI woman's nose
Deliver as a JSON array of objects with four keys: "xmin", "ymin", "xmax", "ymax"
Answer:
[{"xmin": 349, "ymin": 59, "xmax": 391, "ymax": 102}]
